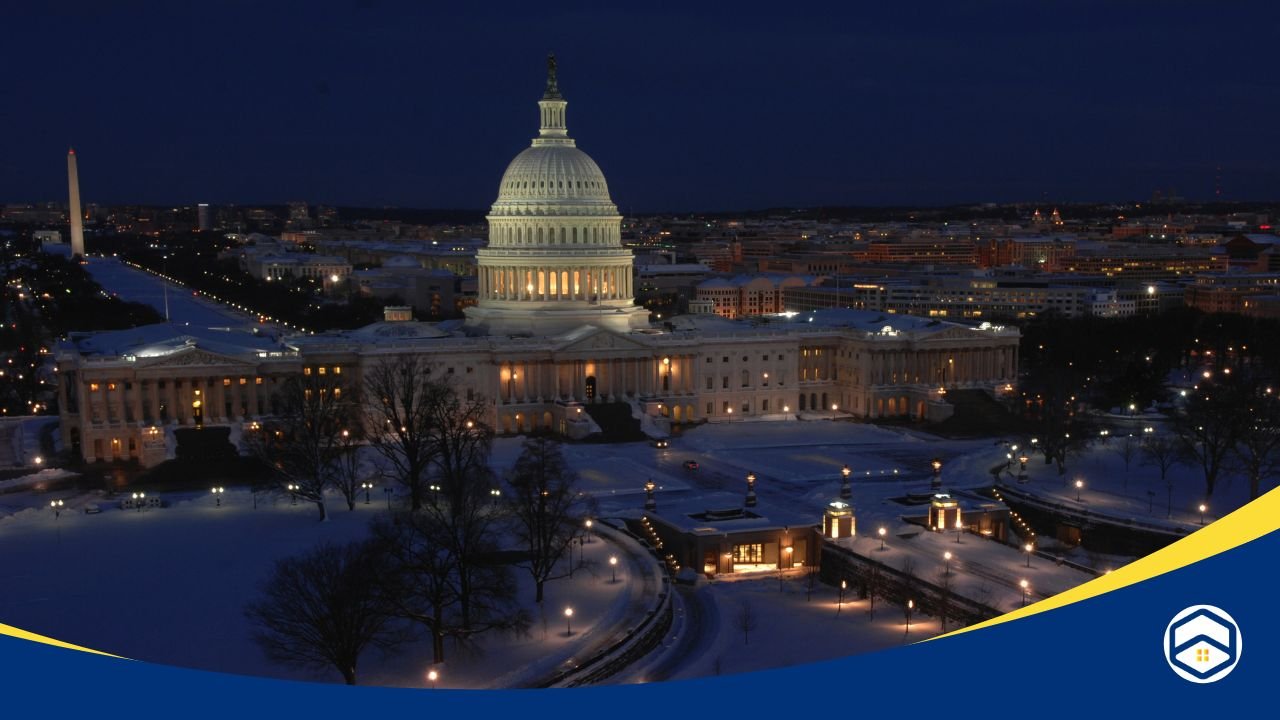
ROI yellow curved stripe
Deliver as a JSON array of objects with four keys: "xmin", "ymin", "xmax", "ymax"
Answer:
[
  {"xmin": 0, "ymin": 623, "xmax": 124, "ymax": 658},
  {"xmin": 934, "ymin": 483, "xmax": 1280, "ymax": 640}
]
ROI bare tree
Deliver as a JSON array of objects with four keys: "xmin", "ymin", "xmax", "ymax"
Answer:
[
  {"xmin": 331, "ymin": 420, "xmax": 369, "ymax": 511},
  {"xmin": 369, "ymin": 511, "xmax": 527, "ymax": 664},
  {"xmin": 421, "ymin": 379, "xmax": 501, "ymax": 628},
  {"xmin": 245, "ymin": 540, "xmax": 402, "ymax": 685},
  {"xmin": 1141, "ymin": 433, "xmax": 1182, "ymax": 518},
  {"xmin": 1174, "ymin": 383, "xmax": 1243, "ymax": 500},
  {"xmin": 1114, "ymin": 433, "xmax": 1139, "ymax": 480},
  {"xmin": 735, "ymin": 601, "xmax": 759, "ymax": 645},
  {"xmin": 245, "ymin": 373, "xmax": 355, "ymax": 521},
  {"xmin": 935, "ymin": 568, "xmax": 953, "ymax": 632},
  {"xmin": 1234, "ymin": 391, "xmax": 1280, "ymax": 501},
  {"xmin": 365, "ymin": 355, "xmax": 439, "ymax": 512},
  {"xmin": 507, "ymin": 436, "xmax": 585, "ymax": 603},
  {"xmin": 864, "ymin": 562, "xmax": 882, "ymax": 620}
]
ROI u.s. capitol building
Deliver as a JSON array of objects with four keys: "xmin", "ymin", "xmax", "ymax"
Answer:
[{"xmin": 55, "ymin": 60, "xmax": 1019, "ymax": 466}]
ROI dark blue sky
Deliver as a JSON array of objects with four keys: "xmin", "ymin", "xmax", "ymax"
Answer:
[{"xmin": 4, "ymin": 1, "xmax": 1278, "ymax": 211}]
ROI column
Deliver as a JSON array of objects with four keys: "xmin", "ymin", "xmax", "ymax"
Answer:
[{"xmin": 130, "ymin": 382, "xmax": 143, "ymax": 424}]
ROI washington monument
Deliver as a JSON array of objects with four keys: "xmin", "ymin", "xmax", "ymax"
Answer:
[{"xmin": 67, "ymin": 148, "xmax": 85, "ymax": 258}]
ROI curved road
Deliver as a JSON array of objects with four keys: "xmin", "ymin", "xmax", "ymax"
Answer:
[{"xmin": 640, "ymin": 583, "xmax": 719, "ymax": 683}]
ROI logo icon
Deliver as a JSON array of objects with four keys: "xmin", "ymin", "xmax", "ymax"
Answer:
[{"xmin": 1164, "ymin": 605, "xmax": 1242, "ymax": 683}]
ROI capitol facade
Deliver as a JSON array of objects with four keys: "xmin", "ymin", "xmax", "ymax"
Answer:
[{"xmin": 55, "ymin": 60, "xmax": 1020, "ymax": 467}]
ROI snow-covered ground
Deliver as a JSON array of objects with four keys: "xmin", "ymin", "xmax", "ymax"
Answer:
[
  {"xmin": 0, "ymin": 487, "xmax": 651, "ymax": 689},
  {"xmin": 3, "ymin": 417, "xmax": 1214, "ymax": 686},
  {"xmin": 1003, "ymin": 435, "xmax": 1256, "ymax": 529}
]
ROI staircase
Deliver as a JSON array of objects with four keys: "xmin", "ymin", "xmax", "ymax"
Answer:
[
  {"xmin": 581, "ymin": 402, "xmax": 647, "ymax": 443},
  {"xmin": 930, "ymin": 389, "xmax": 1020, "ymax": 437}
]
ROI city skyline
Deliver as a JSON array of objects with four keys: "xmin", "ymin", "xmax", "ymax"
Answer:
[{"xmin": 5, "ymin": 2, "xmax": 1279, "ymax": 211}]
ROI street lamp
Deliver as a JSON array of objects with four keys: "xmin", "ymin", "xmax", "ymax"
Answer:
[
  {"xmin": 662, "ymin": 356, "xmax": 670, "ymax": 391},
  {"xmin": 287, "ymin": 483, "xmax": 299, "ymax": 505},
  {"xmin": 906, "ymin": 599, "xmax": 914, "ymax": 634},
  {"xmin": 644, "ymin": 479, "xmax": 656, "ymax": 511},
  {"xmin": 931, "ymin": 458, "xmax": 943, "ymax": 489},
  {"xmin": 50, "ymin": 499, "xmax": 64, "ymax": 520},
  {"xmin": 1024, "ymin": 542, "xmax": 1034, "ymax": 568},
  {"xmin": 840, "ymin": 464, "xmax": 852, "ymax": 500},
  {"xmin": 943, "ymin": 550, "xmax": 952, "ymax": 576},
  {"xmin": 584, "ymin": 518, "xmax": 593, "ymax": 543},
  {"xmin": 745, "ymin": 472, "xmax": 757, "ymax": 507},
  {"xmin": 564, "ymin": 606, "xmax": 574, "ymax": 636},
  {"xmin": 1020, "ymin": 579, "xmax": 1030, "ymax": 607},
  {"xmin": 1199, "ymin": 503, "xmax": 1207, "ymax": 525},
  {"xmin": 609, "ymin": 555, "xmax": 618, "ymax": 583},
  {"xmin": 132, "ymin": 491, "xmax": 146, "ymax": 512},
  {"xmin": 877, "ymin": 526, "xmax": 887, "ymax": 551},
  {"xmin": 838, "ymin": 579, "xmax": 847, "ymax": 613},
  {"xmin": 1075, "ymin": 479, "xmax": 1083, "ymax": 502},
  {"xmin": 1018, "ymin": 454, "xmax": 1029, "ymax": 477},
  {"xmin": 490, "ymin": 488, "xmax": 501, "ymax": 506},
  {"xmin": 955, "ymin": 518, "xmax": 963, "ymax": 544},
  {"xmin": 211, "ymin": 486, "xmax": 225, "ymax": 507},
  {"xmin": 426, "ymin": 669, "xmax": 438, "ymax": 689},
  {"xmin": 361, "ymin": 481, "xmax": 374, "ymax": 504}
]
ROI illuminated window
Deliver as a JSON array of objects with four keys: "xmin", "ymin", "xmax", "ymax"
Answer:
[
  {"xmin": 733, "ymin": 544, "xmax": 763, "ymax": 563},
  {"xmin": 333, "ymin": 387, "xmax": 342, "ymax": 398},
  {"xmin": 304, "ymin": 367, "xmax": 312, "ymax": 376},
  {"xmin": 108, "ymin": 383, "xmax": 117, "ymax": 391},
  {"xmin": 333, "ymin": 366, "xmax": 341, "ymax": 375},
  {"xmin": 239, "ymin": 377, "xmax": 247, "ymax": 385},
  {"xmin": 90, "ymin": 383, "xmax": 100, "ymax": 392},
  {"xmin": 318, "ymin": 367, "xmax": 326, "ymax": 375},
  {"xmin": 255, "ymin": 377, "xmax": 263, "ymax": 385},
  {"xmin": 223, "ymin": 378, "xmax": 231, "ymax": 387}
]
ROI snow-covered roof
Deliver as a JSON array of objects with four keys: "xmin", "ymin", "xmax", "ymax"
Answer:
[{"xmin": 67, "ymin": 322, "xmax": 285, "ymax": 359}]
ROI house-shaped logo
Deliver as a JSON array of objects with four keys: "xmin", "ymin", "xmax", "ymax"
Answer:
[{"xmin": 1163, "ymin": 605, "xmax": 1242, "ymax": 683}]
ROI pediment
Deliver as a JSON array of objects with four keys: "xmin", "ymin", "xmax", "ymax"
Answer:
[
  {"xmin": 137, "ymin": 347, "xmax": 257, "ymax": 369},
  {"xmin": 555, "ymin": 327, "xmax": 652, "ymax": 354}
]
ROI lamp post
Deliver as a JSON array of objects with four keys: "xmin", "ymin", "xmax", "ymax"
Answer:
[
  {"xmin": 1075, "ymin": 479, "xmax": 1083, "ymax": 502},
  {"xmin": 840, "ymin": 464, "xmax": 852, "ymax": 500},
  {"xmin": 508, "ymin": 370, "xmax": 518, "ymax": 402},
  {"xmin": 426, "ymin": 669, "xmax": 438, "ymax": 690},
  {"xmin": 644, "ymin": 479, "xmax": 656, "ymax": 511},
  {"xmin": 609, "ymin": 555, "xmax": 618, "ymax": 583},
  {"xmin": 838, "ymin": 579, "xmax": 846, "ymax": 614},
  {"xmin": 1020, "ymin": 579, "xmax": 1029, "ymax": 607},
  {"xmin": 877, "ymin": 526, "xmax": 887, "ymax": 551},
  {"xmin": 955, "ymin": 518, "xmax": 963, "ymax": 544},
  {"xmin": 50, "ymin": 499, "xmax": 64, "ymax": 520},
  {"xmin": 906, "ymin": 599, "xmax": 914, "ymax": 634},
  {"xmin": 662, "ymin": 356, "xmax": 670, "ymax": 392},
  {"xmin": 584, "ymin": 518, "xmax": 593, "ymax": 543},
  {"xmin": 564, "ymin": 607, "xmax": 574, "ymax": 636},
  {"xmin": 361, "ymin": 481, "xmax": 374, "ymax": 504},
  {"xmin": 1199, "ymin": 504, "xmax": 1207, "ymax": 525},
  {"xmin": 132, "ymin": 491, "xmax": 146, "ymax": 512},
  {"xmin": 943, "ymin": 550, "xmax": 952, "ymax": 576},
  {"xmin": 211, "ymin": 486, "xmax": 224, "ymax": 507},
  {"xmin": 931, "ymin": 457, "xmax": 943, "ymax": 490},
  {"xmin": 745, "ymin": 472, "xmax": 757, "ymax": 507},
  {"xmin": 1024, "ymin": 542, "xmax": 1034, "ymax": 568},
  {"xmin": 1018, "ymin": 454, "xmax": 1029, "ymax": 480},
  {"xmin": 384, "ymin": 486, "xmax": 393, "ymax": 511},
  {"xmin": 288, "ymin": 483, "xmax": 298, "ymax": 505},
  {"xmin": 490, "ymin": 488, "xmax": 501, "ymax": 506}
]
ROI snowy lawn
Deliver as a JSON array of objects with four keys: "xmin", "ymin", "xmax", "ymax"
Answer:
[{"xmin": 0, "ymin": 487, "xmax": 650, "ymax": 689}]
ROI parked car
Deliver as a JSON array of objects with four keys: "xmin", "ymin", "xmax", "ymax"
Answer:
[{"xmin": 683, "ymin": 459, "xmax": 699, "ymax": 471}]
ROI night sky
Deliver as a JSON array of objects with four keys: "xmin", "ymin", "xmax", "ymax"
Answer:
[{"xmin": 5, "ymin": 1, "xmax": 1279, "ymax": 211}]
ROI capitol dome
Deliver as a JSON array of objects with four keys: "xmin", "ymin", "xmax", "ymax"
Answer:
[
  {"xmin": 464, "ymin": 56, "xmax": 650, "ymax": 337},
  {"xmin": 494, "ymin": 145, "xmax": 613, "ymax": 209}
]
